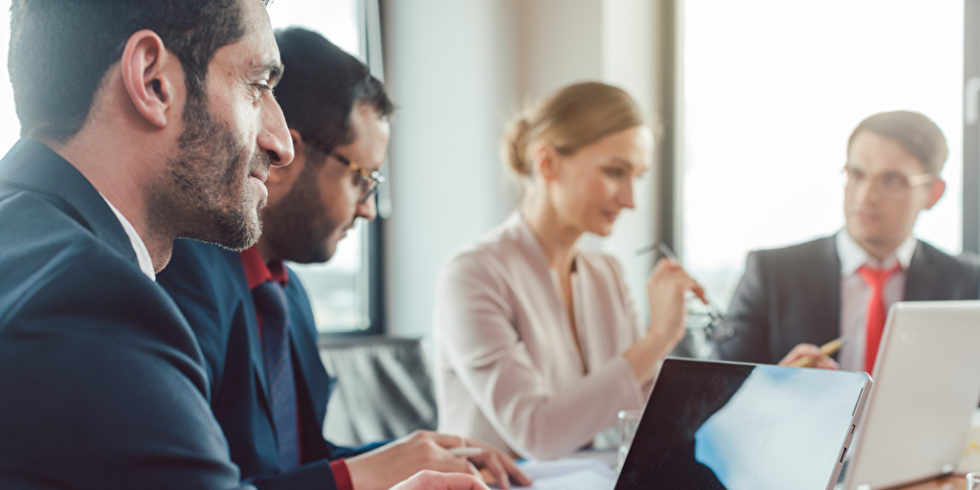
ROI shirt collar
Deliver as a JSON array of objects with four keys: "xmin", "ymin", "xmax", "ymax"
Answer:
[
  {"xmin": 239, "ymin": 246, "xmax": 289, "ymax": 290},
  {"xmin": 99, "ymin": 194, "xmax": 155, "ymax": 280},
  {"xmin": 836, "ymin": 229, "xmax": 917, "ymax": 276}
]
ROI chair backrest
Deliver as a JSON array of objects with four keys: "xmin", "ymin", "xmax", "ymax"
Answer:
[{"xmin": 319, "ymin": 336, "xmax": 437, "ymax": 446}]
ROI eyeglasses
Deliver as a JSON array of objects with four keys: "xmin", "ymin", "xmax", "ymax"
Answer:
[
  {"xmin": 842, "ymin": 164, "xmax": 934, "ymax": 198},
  {"xmin": 635, "ymin": 242, "xmax": 735, "ymax": 343},
  {"xmin": 331, "ymin": 152, "xmax": 385, "ymax": 203}
]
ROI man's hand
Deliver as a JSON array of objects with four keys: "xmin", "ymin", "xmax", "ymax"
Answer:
[
  {"xmin": 346, "ymin": 431, "xmax": 532, "ymax": 490},
  {"xmin": 778, "ymin": 343, "xmax": 840, "ymax": 369},
  {"xmin": 390, "ymin": 470, "xmax": 489, "ymax": 490}
]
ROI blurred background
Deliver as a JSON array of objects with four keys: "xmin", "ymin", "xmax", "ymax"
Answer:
[{"xmin": 1, "ymin": 0, "xmax": 974, "ymax": 343}]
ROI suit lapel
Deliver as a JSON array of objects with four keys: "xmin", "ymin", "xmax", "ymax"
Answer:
[
  {"xmin": 233, "ymin": 250, "xmax": 273, "ymax": 423},
  {"xmin": 810, "ymin": 236, "xmax": 843, "ymax": 342},
  {"xmin": 290, "ymin": 310, "xmax": 332, "ymax": 420},
  {"xmin": 0, "ymin": 139, "xmax": 136, "ymax": 263},
  {"xmin": 285, "ymin": 277, "xmax": 334, "ymax": 434},
  {"xmin": 903, "ymin": 241, "xmax": 933, "ymax": 301}
]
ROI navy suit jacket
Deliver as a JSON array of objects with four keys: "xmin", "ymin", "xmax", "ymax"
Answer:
[
  {"xmin": 0, "ymin": 140, "xmax": 252, "ymax": 489},
  {"xmin": 158, "ymin": 239, "xmax": 382, "ymax": 490},
  {"xmin": 716, "ymin": 235, "xmax": 980, "ymax": 364}
]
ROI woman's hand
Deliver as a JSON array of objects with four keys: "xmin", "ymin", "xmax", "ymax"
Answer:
[{"xmin": 624, "ymin": 258, "xmax": 706, "ymax": 385}]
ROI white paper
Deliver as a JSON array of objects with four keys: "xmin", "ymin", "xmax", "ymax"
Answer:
[{"xmin": 509, "ymin": 458, "xmax": 617, "ymax": 490}]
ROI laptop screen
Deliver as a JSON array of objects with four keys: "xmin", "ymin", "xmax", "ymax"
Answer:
[{"xmin": 615, "ymin": 358, "xmax": 869, "ymax": 490}]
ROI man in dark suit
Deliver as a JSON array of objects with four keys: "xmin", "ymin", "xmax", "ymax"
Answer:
[
  {"xmin": 716, "ymin": 111, "xmax": 980, "ymax": 371},
  {"xmin": 0, "ymin": 1, "xmax": 294, "ymax": 488},
  {"xmin": 0, "ymin": 3, "xmax": 485, "ymax": 490},
  {"xmin": 158, "ymin": 29, "xmax": 530, "ymax": 490}
]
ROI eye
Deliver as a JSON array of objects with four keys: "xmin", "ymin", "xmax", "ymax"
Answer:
[
  {"xmin": 880, "ymin": 173, "xmax": 906, "ymax": 188},
  {"xmin": 352, "ymin": 172, "xmax": 369, "ymax": 188},
  {"xmin": 251, "ymin": 82, "xmax": 273, "ymax": 99},
  {"xmin": 603, "ymin": 167, "xmax": 628, "ymax": 179},
  {"xmin": 845, "ymin": 168, "xmax": 865, "ymax": 182}
]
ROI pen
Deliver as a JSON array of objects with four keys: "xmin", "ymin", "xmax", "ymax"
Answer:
[
  {"xmin": 787, "ymin": 336, "xmax": 848, "ymax": 368},
  {"xmin": 448, "ymin": 448, "xmax": 495, "ymax": 483}
]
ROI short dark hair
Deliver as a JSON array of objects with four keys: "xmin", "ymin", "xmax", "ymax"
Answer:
[
  {"xmin": 273, "ymin": 27, "xmax": 393, "ymax": 160},
  {"xmin": 847, "ymin": 110, "xmax": 949, "ymax": 175},
  {"xmin": 9, "ymin": 0, "xmax": 265, "ymax": 142}
]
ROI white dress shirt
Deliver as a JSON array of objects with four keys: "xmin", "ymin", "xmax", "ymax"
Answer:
[
  {"xmin": 836, "ymin": 230, "xmax": 917, "ymax": 371},
  {"xmin": 100, "ymin": 195, "xmax": 155, "ymax": 280}
]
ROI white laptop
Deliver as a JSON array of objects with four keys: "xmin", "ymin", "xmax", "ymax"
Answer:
[
  {"xmin": 615, "ymin": 358, "xmax": 871, "ymax": 490},
  {"xmin": 841, "ymin": 301, "xmax": 980, "ymax": 489}
]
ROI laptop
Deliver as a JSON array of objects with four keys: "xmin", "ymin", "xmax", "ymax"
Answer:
[
  {"xmin": 841, "ymin": 301, "xmax": 980, "ymax": 490},
  {"xmin": 615, "ymin": 358, "xmax": 871, "ymax": 490}
]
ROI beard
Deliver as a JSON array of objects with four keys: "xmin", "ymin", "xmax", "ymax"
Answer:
[
  {"xmin": 156, "ymin": 91, "xmax": 271, "ymax": 251},
  {"xmin": 261, "ymin": 165, "xmax": 343, "ymax": 264}
]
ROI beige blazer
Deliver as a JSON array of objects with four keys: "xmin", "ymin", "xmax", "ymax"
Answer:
[{"xmin": 433, "ymin": 213, "xmax": 646, "ymax": 460}]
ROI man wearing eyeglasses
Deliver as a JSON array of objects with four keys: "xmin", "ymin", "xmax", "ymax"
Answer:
[
  {"xmin": 716, "ymin": 110, "xmax": 980, "ymax": 373},
  {"xmin": 158, "ymin": 28, "xmax": 528, "ymax": 490}
]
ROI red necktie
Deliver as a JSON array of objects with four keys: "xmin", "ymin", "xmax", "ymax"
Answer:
[{"xmin": 856, "ymin": 264, "xmax": 901, "ymax": 374}]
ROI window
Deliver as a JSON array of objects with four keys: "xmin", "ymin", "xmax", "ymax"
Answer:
[
  {"xmin": 677, "ymin": 1, "xmax": 965, "ymax": 309},
  {"xmin": 268, "ymin": 0, "xmax": 382, "ymax": 334}
]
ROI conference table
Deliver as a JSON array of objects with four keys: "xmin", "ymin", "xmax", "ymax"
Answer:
[
  {"xmin": 899, "ymin": 476, "xmax": 965, "ymax": 489},
  {"xmin": 523, "ymin": 407, "xmax": 980, "ymax": 489},
  {"xmin": 541, "ymin": 433, "xmax": 980, "ymax": 490}
]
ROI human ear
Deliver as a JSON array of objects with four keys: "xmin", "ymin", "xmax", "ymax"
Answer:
[
  {"xmin": 120, "ymin": 30, "xmax": 175, "ymax": 129},
  {"xmin": 532, "ymin": 143, "xmax": 559, "ymax": 181},
  {"xmin": 924, "ymin": 178, "xmax": 946, "ymax": 210}
]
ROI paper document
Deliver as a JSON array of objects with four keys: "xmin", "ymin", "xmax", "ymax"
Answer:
[{"xmin": 510, "ymin": 458, "xmax": 617, "ymax": 490}]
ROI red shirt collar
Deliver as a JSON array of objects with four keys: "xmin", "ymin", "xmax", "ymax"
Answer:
[{"xmin": 239, "ymin": 246, "xmax": 289, "ymax": 290}]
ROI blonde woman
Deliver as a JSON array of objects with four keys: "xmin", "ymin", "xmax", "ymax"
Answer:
[{"xmin": 433, "ymin": 82, "xmax": 706, "ymax": 460}]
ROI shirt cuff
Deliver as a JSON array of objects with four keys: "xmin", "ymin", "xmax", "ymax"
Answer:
[{"xmin": 330, "ymin": 458, "xmax": 353, "ymax": 490}]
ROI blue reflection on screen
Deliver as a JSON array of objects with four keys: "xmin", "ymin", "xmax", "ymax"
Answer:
[{"xmin": 615, "ymin": 359, "xmax": 867, "ymax": 490}]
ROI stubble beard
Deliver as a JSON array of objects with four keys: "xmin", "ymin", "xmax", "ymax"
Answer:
[
  {"xmin": 155, "ymin": 91, "xmax": 269, "ymax": 251},
  {"xmin": 261, "ymin": 165, "xmax": 338, "ymax": 264}
]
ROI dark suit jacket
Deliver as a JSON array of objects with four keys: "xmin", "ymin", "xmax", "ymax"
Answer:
[
  {"xmin": 158, "ymin": 239, "xmax": 382, "ymax": 490},
  {"xmin": 0, "ymin": 140, "xmax": 251, "ymax": 489},
  {"xmin": 716, "ymin": 235, "xmax": 980, "ymax": 364}
]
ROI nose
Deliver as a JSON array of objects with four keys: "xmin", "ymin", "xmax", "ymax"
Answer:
[
  {"xmin": 258, "ymin": 98, "xmax": 295, "ymax": 167},
  {"xmin": 853, "ymin": 178, "xmax": 880, "ymax": 205},
  {"xmin": 356, "ymin": 195, "xmax": 378, "ymax": 221},
  {"xmin": 620, "ymin": 181, "xmax": 636, "ymax": 210}
]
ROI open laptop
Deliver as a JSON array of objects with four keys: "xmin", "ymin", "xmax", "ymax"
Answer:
[
  {"xmin": 841, "ymin": 301, "xmax": 980, "ymax": 489},
  {"xmin": 615, "ymin": 358, "xmax": 871, "ymax": 490}
]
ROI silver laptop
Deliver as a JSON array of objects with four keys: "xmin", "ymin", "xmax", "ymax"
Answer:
[
  {"xmin": 841, "ymin": 301, "xmax": 980, "ymax": 489},
  {"xmin": 615, "ymin": 358, "xmax": 871, "ymax": 490}
]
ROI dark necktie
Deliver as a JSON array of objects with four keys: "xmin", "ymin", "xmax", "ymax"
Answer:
[{"xmin": 253, "ymin": 280, "xmax": 300, "ymax": 471}]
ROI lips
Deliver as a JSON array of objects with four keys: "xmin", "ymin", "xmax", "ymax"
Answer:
[
  {"xmin": 249, "ymin": 168, "xmax": 269, "ymax": 183},
  {"xmin": 338, "ymin": 221, "xmax": 357, "ymax": 239},
  {"xmin": 247, "ymin": 168, "xmax": 269, "ymax": 203},
  {"xmin": 602, "ymin": 210, "xmax": 619, "ymax": 222},
  {"xmin": 854, "ymin": 209, "xmax": 881, "ymax": 222}
]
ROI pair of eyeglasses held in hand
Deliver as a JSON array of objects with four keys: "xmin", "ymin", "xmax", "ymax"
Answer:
[{"xmin": 635, "ymin": 242, "xmax": 735, "ymax": 342}]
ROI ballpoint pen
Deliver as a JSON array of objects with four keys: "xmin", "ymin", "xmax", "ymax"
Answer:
[{"xmin": 786, "ymin": 336, "xmax": 849, "ymax": 368}]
